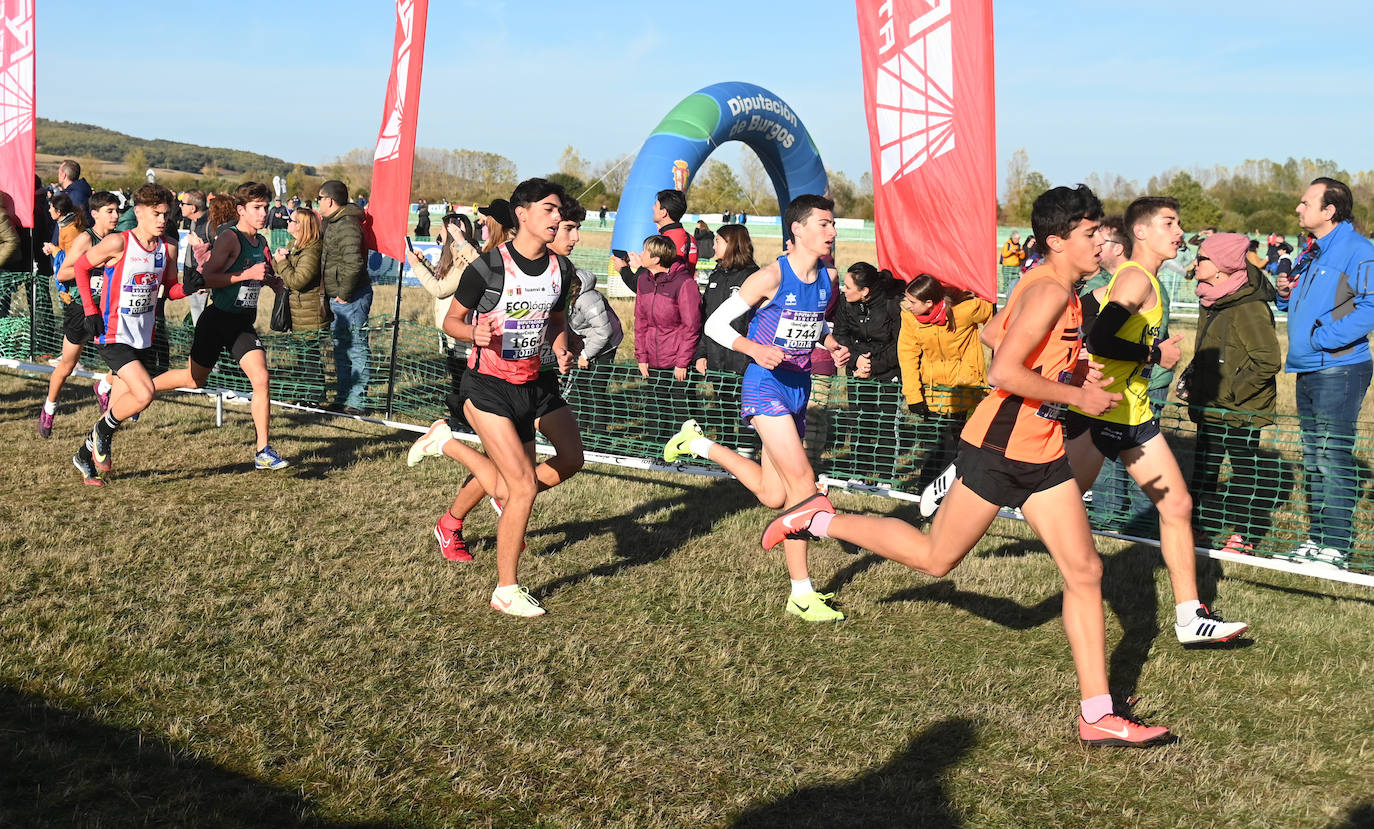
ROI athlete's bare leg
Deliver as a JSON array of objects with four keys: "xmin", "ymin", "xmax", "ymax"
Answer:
[
  {"xmin": 463, "ymin": 401, "xmax": 537, "ymax": 587},
  {"xmin": 446, "ymin": 404, "xmax": 585, "ymax": 519},
  {"xmin": 756, "ymin": 416, "xmax": 820, "ymax": 579},
  {"xmin": 45, "ymin": 337, "xmax": 85, "ymax": 404},
  {"xmin": 109, "ymin": 360, "xmax": 156, "ymax": 420},
  {"xmin": 1068, "ymin": 430, "xmax": 1198, "ymax": 605},
  {"xmin": 1021, "ymin": 479, "xmax": 1109, "ymax": 699},
  {"xmin": 153, "ymin": 359, "xmax": 213, "ymax": 393},
  {"xmin": 1120, "ymin": 434, "xmax": 1197, "ymax": 604},
  {"xmin": 822, "ymin": 477, "xmax": 1000, "ymax": 576},
  {"xmin": 696, "ymin": 415, "xmax": 791, "ymax": 508},
  {"xmin": 238, "ymin": 349, "xmax": 272, "ymax": 450},
  {"xmin": 1065, "ymin": 432, "xmax": 1108, "ymax": 492}
]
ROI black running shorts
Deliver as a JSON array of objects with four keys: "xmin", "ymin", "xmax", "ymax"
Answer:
[
  {"xmin": 190, "ymin": 305, "xmax": 263, "ymax": 368},
  {"xmin": 61, "ymin": 299, "xmax": 91, "ymax": 346},
  {"xmin": 98, "ymin": 343, "xmax": 156, "ymax": 375},
  {"xmin": 955, "ymin": 440, "xmax": 1075, "ymax": 508},
  {"xmin": 460, "ymin": 369, "xmax": 567, "ymax": 444},
  {"xmin": 1062, "ymin": 411, "xmax": 1161, "ymax": 458}
]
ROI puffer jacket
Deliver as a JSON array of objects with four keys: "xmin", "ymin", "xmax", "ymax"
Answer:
[
  {"xmin": 1186, "ymin": 263, "xmax": 1280, "ymax": 427},
  {"xmin": 570, "ymin": 268, "xmax": 623, "ymax": 361},
  {"xmin": 898, "ymin": 293, "xmax": 994, "ymax": 413},
  {"xmin": 274, "ymin": 238, "xmax": 326, "ymax": 331},
  {"xmin": 834, "ymin": 291, "xmax": 902, "ymax": 381},
  {"xmin": 320, "ymin": 203, "xmax": 369, "ymax": 301},
  {"xmin": 695, "ymin": 265, "xmax": 758, "ymax": 374},
  {"xmin": 633, "ymin": 260, "xmax": 701, "ymax": 369}
]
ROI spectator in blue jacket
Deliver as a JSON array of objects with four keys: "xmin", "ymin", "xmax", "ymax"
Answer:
[
  {"xmin": 54, "ymin": 160, "xmax": 92, "ymax": 225},
  {"xmin": 1276, "ymin": 177, "xmax": 1374, "ymax": 569}
]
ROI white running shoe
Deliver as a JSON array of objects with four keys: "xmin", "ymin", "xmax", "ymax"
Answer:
[
  {"xmin": 407, "ymin": 419, "xmax": 452, "ymax": 467},
  {"xmin": 489, "ymin": 496, "xmax": 504, "ymax": 516},
  {"xmin": 1273, "ymin": 539, "xmax": 1320, "ymax": 563},
  {"xmin": 490, "ymin": 586, "xmax": 545, "ymax": 617},
  {"xmin": 919, "ymin": 463, "xmax": 956, "ymax": 517},
  {"xmin": 1175, "ymin": 605, "xmax": 1248, "ymax": 645},
  {"xmin": 1308, "ymin": 547, "xmax": 1349, "ymax": 571}
]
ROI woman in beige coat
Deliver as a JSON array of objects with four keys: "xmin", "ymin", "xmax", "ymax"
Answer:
[{"xmin": 271, "ymin": 208, "xmax": 328, "ymax": 402}]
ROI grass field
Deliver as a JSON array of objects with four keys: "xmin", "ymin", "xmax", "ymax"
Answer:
[{"xmin": 2, "ymin": 369, "xmax": 1373, "ymax": 828}]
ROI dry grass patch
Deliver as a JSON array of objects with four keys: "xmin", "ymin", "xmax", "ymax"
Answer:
[{"xmin": 1, "ymin": 370, "xmax": 1371, "ymax": 828}]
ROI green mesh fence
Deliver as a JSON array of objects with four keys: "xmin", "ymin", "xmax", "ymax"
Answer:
[{"xmin": 2, "ymin": 272, "xmax": 1369, "ymax": 575}]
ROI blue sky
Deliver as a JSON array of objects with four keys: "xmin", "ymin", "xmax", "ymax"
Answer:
[{"xmin": 38, "ymin": 1, "xmax": 1374, "ymax": 196}]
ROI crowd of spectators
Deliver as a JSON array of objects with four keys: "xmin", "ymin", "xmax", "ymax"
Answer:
[{"xmin": 7, "ymin": 161, "xmax": 1374, "ymax": 569}]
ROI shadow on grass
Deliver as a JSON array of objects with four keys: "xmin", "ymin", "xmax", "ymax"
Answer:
[
  {"xmin": 729, "ymin": 717, "xmax": 975, "ymax": 829},
  {"xmin": 1231, "ymin": 577, "xmax": 1374, "ymax": 607},
  {"xmin": 879, "ymin": 581, "xmax": 1063, "ymax": 631},
  {"xmin": 1330, "ymin": 802, "xmax": 1374, "ymax": 828},
  {"xmin": 0, "ymin": 684, "xmax": 391, "ymax": 828},
  {"xmin": 532, "ymin": 478, "xmax": 755, "ymax": 600},
  {"xmin": 872, "ymin": 540, "xmax": 1248, "ymax": 700},
  {"xmin": 820, "ymin": 553, "xmax": 886, "ymax": 596}
]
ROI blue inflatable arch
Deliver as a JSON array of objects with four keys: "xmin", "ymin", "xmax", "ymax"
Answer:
[{"xmin": 610, "ymin": 81, "xmax": 828, "ymax": 258}]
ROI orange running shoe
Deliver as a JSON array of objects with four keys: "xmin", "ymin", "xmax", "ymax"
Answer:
[
  {"xmin": 1079, "ymin": 711, "xmax": 1171, "ymax": 748},
  {"xmin": 761, "ymin": 493, "xmax": 834, "ymax": 550}
]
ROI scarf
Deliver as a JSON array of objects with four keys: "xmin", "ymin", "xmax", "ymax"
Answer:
[
  {"xmin": 1195, "ymin": 271, "xmax": 1248, "ymax": 307},
  {"xmin": 915, "ymin": 300, "xmax": 947, "ymax": 326}
]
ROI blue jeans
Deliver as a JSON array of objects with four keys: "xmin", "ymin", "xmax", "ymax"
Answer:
[
  {"xmin": 330, "ymin": 288, "xmax": 373, "ymax": 409},
  {"xmin": 1295, "ymin": 361, "xmax": 1372, "ymax": 551}
]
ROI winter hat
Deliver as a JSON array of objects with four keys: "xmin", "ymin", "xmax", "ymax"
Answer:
[{"xmin": 1198, "ymin": 233, "xmax": 1249, "ymax": 277}]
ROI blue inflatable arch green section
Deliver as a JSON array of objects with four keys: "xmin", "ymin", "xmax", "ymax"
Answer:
[{"xmin": 610, "ymin": 81, "xmax": 828, "ymax": 255}]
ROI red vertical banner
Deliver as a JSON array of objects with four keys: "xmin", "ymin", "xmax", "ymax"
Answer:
[
  {"xmin": 0, "ymin": 0, "xmax": 35, "ymax": 227},
  {"xmin": 366, "ymin": 0, "xmax": 428, "ymax": 261},
  {"xmin": 856, "ymin": 0, "xmax": 996, "ymax": 299}
]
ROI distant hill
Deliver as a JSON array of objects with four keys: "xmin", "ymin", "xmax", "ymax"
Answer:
[{"xmin": 36, "ymin": 119, "xmax": 315, "ymax": 177}]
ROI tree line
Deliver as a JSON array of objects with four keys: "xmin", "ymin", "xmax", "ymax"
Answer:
[
  {"xmin": 999, "ymin": 148, "xmax": 1374, "ymax": 235},
  {"xmin": 38, "ymin": 119, "xmax": 310, "ymax": 182}
]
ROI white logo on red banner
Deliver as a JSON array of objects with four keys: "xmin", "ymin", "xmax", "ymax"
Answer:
[
  {"xmin": 871, "ymin": 0, "xmax": 952, "ymax": 184},
  {"xmin": 374, "ymin": 0, "xmax": 416, "ymax": 163},
  {"xmin": 0, "ymin": 0, "xmax": 34, "ymax": 145}
]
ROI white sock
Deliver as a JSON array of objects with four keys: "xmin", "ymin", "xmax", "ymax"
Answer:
[
  {"xmin": 97, "ymin": 378, "xmax": 112, "ymax": 395},
  {"xmin": 1175, "ymin": 600, "xmax": 1202, "ymax": 626},
  {"xmin": 493, "ymin": 584, "xmax": 521, "ymax": 601},
  {"xmin": 689, "ymin": 436, "xmax": 715, "ymax": 458},
  {"xmin": 43, "ymin": 400, "xmax": 56, "ymax": 414},
  {"xmin": 790, "ymin": 578, "xmax": 813, "ymax": 598}
]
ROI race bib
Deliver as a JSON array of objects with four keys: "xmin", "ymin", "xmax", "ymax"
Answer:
[
  {"xmin": 120, "ymin": 281, "xmax": 157, "ymax": 315},
  {"xmin": 773, "ymin": 309, "xmax": 823, "ymax": 350},
  {"xmin": 500, "ymin": 316, "xmax": 546, "ymax": 360},
  {"xmin": 1035, "ymin": 369, "xmax": 1075, "ymax": 420},
  {"xmin": 236, "ymin": 281, "xmax": 262, "ymax": 309}
]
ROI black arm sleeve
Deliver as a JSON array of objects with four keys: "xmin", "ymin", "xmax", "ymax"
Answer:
[{"xmin": 1085, "ymin": 301, "xmax": 1152, "ymax": 362}]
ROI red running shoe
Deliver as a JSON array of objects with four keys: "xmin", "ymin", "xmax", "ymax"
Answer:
[
  {"xmin": 1221, "ymin": 534, "xmax": 1253, "ymax": 555},
  {"xmin": 433, "ymin": 514, "xmax": 473, "ymax": 562},
  {"xmin": 1079, "ymin": 712, "xmax": 1171, "ymax": 747},
  {"xmin": 761, "ymin": 493, "xmax": 834, "ymax": 550}
]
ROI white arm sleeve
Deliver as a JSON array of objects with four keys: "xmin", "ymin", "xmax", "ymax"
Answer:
[{"xmin": 705, "ymin": 293, "xmax": 753, "ymax": 350}]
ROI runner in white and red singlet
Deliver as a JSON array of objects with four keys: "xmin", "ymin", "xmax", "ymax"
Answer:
[
  {"xmin": 68, "ymin": 184, "xmax": 187, "ymax": 485},
  {"xmin": 417, "ymin": 178, "xmax": 580, "ymax": 617}
]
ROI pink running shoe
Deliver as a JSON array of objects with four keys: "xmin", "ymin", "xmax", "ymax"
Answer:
[{"xmin": 761, "ymin": 493, "xmax": 835, "ymax": 550}]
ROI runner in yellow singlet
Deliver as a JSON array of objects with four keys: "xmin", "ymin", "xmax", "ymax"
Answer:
[{"xmin": 1062, "ymin": 196, "xmax": 1249, "ymax": 646}]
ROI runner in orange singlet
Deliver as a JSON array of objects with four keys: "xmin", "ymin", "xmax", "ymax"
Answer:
[{"xmin": 761, "ymin": 185, "xmax": 1174, "ymax": 748}]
